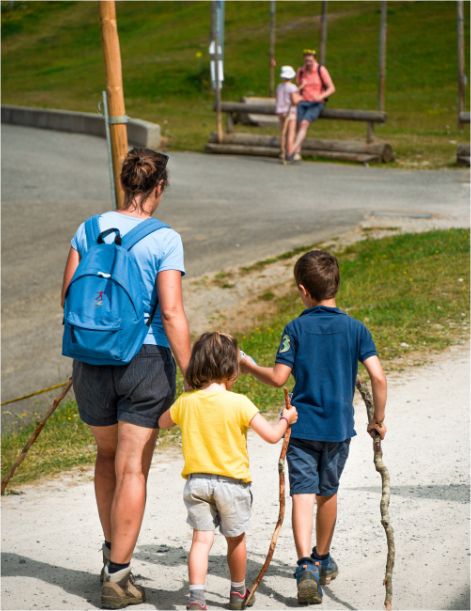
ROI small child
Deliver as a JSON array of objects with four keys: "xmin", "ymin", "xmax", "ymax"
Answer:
[
  {"xmin": 158, "ymin": 331, "xmax": 298, "ymax": 610},
  {"xmin": 275, "ymin": 65, "xmax": 302, "ymax": 162},
  {"xmin": 240, "ymin": 250, "xmax": 387, "ymax": 605}
]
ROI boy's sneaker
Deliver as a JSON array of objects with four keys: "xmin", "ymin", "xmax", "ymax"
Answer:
[
  {"xmin": 100, "ymin": 543, "xmax": 111, "ymax": 583},
  {"xmin": 294, "ymin": 559, "xmax": 323, "ymax": 605},
  {"xmin": 228, "ymin": 588, "xmax": 255, "ymax": 610},
  {"xmin": 101, "ymin": 566, "xmax": 145, "ymax": 609},
  {"xmin": 311, "ymin": 549, "xmax": 339, "ymax": 585}
]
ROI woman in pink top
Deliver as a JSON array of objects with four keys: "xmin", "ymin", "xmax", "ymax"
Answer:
[{"xmin": 288, "ymin": 49, "xmax": 335, "ymax": 162}]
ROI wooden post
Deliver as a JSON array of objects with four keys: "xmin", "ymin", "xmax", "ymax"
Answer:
[
  {"xmin": 457, "ymin": 0, "xmax": 466, "ymax": 123},
  {"xmin": 269, "ymin": 0, "xmax": 276, "ymax": 97},
  {"xmin": 99, "ymin": 0, "xmax": 128, "ymax": 209},
  {"xmin": 378, "ymin": 0, "xmax": 387, "ymax": 113},
  {"xmin": 211, "ymin": 1, "xmax": 223, "ymax": 142},
  {"xmin": 319, "ymin": 0, "xmax": 328, "ymax": 65}
]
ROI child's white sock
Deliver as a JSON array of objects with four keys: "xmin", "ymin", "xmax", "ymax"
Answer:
[
  {"xmin": 189, "ymin": 584, "xmax": 206, "ymax": 605},
  {"xmin": 230, "ymin": 580, "xmax": 246, "ymax": 595}
]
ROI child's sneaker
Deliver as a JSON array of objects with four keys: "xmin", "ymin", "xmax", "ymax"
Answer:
[
  {"xmin": 101, "ymin": 566, "xmax": 145, "ymax": 609},
  {"xmin": 294, "ymin": 558, "xmax": 323, "ymax": 605},
  {"xmin": 186, "ymin": 603, "xmax": 208, "ymax": 610},
  {"xmin": 311, "ymin": 548, "xmax": 339, "ymax": 585},
  {"xmin": 100, "ymin": 543, "xmax": 111, "ymax": 583},
  {"xmin": 228, "ymin": 588, "xmax": 255, "ymax": 610}
]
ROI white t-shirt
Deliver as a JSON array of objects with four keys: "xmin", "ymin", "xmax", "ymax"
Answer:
[
  {"xmin": 71, "ymin": 211, "xmax": 185, "ymax": 348},
  {"xmin": 276, "ymin": 81, "xmax": 298, "ymax": 115}
]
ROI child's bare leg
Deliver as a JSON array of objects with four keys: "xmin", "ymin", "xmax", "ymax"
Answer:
[
  {"xmin": 292, "ymin": 493, "xmax": 316, "ymax": 558},
  {"xmin": 315, "ymin": 493, "xmax": 337, "ymax": 554},
  {"xmin": 189, "ymin": 530, "xmax": 214, "ymax": 583},
  {"xmin": 226, "ymin": 533, "xmax": 246, "ymax": 582},
  {"xmin": 287, "ymin": 118, "xmax": 296, "ymax": 157}
]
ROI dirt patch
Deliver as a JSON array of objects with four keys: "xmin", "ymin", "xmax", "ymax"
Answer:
[{"xmin": 183, "ymin": 211, "xmax": 462, "ymax": 339}]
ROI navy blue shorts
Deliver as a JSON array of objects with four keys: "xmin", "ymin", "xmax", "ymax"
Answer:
[
  {"xmin": 73, "ymin": 344, "xmax": 176, "ymax": 429},
  {"xmin": 287, "ymin": 438, "xmax": 350, "ymax": 496},
  {"xmin": 297, "ymin": 101, "xmax": 324, "ymax": 123}
]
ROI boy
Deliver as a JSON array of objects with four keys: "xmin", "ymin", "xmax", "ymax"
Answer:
[
  {"xmin": 240, "ymin": 250, "xmax": 387, "ymax": 605},
  {"xmin": 159, "ymin": 332, "xmax": 298, "ymax": 610}
]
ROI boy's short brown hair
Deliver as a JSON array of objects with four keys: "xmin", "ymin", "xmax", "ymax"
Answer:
[
  {"xmin": 185, "ymin": 332, "xmax": 239, "ymax": 390},
  {"xmin": 294, "ymin": 250, "xmax": 340, "ymax": 301}
]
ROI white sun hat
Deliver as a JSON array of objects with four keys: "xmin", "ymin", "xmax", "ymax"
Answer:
[{"xmin": 280, "ymin": 65, "xmax": 296, "ymax": 80}]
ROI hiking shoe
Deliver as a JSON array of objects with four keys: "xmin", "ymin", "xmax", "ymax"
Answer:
[
  {"xmin": 318, "ymin": 554, "xmax": 338, "ymax": 585},
  {"xmin": 294, "ymin": 559, "xmax": 322, "ymax": 605},
  {"xmin": 293, "ymin": 153, "xmax": 302, "ymax": 162},
  {"xmin": 101, "ymin": 566, "xmax": 145, "ymax": 609},
  {"xmin": 228, "ymin": 588, "xmax": 255, "ymax": 610},
  {"xmin": 100, "ymin": 543, "xmax": 111, "ymax": 583}
]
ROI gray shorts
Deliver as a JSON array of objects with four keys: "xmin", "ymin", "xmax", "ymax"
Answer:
[
  {"xmin": 72, "ymin": 344, "xmax": 176, "ymax": 429},
  {"xmin": 183, "ymin": 474, "xmax": 253, "ymax": 537}
]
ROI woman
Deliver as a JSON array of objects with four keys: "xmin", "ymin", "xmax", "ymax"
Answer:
[{"xmin": 61, "ymin": 148, "xmax": 191, "ymax": 609}]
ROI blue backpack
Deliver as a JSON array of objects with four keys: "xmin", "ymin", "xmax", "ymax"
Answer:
[{"xmin": 62, "ymin": 215, "xmax": 169, "ymax": 366}]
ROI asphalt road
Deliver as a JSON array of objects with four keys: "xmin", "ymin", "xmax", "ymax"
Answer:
[{"xmin": 1, "ymin": 124, "xmax": 469, "ymax": 428}]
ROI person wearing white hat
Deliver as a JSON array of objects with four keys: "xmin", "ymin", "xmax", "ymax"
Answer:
[{"xmin": 276, "ymin": 65, "xmax": 302, "ymax": 162}]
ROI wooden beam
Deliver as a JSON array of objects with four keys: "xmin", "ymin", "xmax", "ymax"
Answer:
[{"xmin": 99, "ymin": 0, "xmax": 128, "ymax": 209}]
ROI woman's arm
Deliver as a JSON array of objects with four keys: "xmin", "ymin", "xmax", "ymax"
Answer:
[
  {"xmin": 158, "ymin": 269, "xmax": 191, "ymax": 375},
  {"xmin": 61, "ymin": 247, "xmax": 80, "ymax": 307}
]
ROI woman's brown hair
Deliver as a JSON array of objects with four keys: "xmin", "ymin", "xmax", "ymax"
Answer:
[
  {"xmin": 120, "ymin": 148, "xmax": 169, "ymax": 210},
  {"xmin": 185, "ymin": 332, "xmax": 239, "ymax": 390}
]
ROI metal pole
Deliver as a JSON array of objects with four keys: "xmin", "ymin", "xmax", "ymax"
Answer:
[
  {"xmin": 102, "ymin": 91, "xmax": 118, "ymax": 209},
  {"xmin": 99, "ymin": 0, "xmax": 128, "ymax": 209},
  {"xmin": 378, "ymin": 0, "xmax": 387, "ymax": 112},
  {"xmin": 211, "ymin": 0, "xmax": 223, "ymax": 142},
  {"xmin": 269, "ymin": 0, "xmax": 276, "ymax": 97},
  {"xmin": 457, "ymin": 0, "xmax": 465, "ymax": 121},
  {"xmin": 319, "ymin": 0, "xmax": 328, "ymax": 65}
]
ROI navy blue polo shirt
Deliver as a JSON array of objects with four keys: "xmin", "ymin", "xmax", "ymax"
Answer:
[{"xmin": 275, "ymin": 306, "xmax": 377, "ymax": 442}]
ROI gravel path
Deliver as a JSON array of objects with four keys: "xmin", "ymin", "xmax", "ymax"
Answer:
[{"xmin": 2, "ymin": 342, "xmax": 469, "ymax": 610}]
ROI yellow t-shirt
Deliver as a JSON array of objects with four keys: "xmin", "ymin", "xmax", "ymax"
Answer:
[{"xmin": 170, "ymin": 389, "xmax": 259, "ymax": 483}]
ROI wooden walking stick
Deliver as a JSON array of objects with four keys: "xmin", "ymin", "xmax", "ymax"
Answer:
[
  {"xmin": 356, "ymin": 378, "xmax": 395, "ymax": 610},
  {"xmin": 1, "ymin": 377, "xmax": 73, "ymax": 495},
  {"xmin": 244, "ymin": 387, "xmax": 292, "ymax": 607}
]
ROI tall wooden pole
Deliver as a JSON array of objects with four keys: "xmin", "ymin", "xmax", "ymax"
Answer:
[
  {"xmin": 211, "ymin": 0, "xmax": 223, "ymax": 143},
  {"xmin": 378, "ymin": 0, "xmax": 387, "ymax": 112},
  {"xmin": 457, "ymin": 0, "xmax": 466, "ymax": 121},
  {"xmin": 269, "ymin": 0, "xmax": 276, "ymax": 97},
  {"xmin": 319, "ymin": 0, "xmax": 328, "ymax": 65},
  {"xmin": 99, "ymin": 0, "xmax": 128, "ymax": 209}
]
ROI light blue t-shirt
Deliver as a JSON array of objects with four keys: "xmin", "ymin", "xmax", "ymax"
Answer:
[{"xmin": 71, "ymin": 211, "xmax": 185, "ymax": 348}]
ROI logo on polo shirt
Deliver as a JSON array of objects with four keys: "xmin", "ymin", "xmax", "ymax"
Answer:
[{"xmin": 279, "ymin": 334, "xmax": 291, "ymax": 353}]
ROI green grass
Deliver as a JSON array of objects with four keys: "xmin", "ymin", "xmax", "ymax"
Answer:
[
  {"xmin": 1, "ymin": 1, "xmax": 469, "ymax": 167},
  {"xmin": 1, "ymin": 229, "xmax": 469, "ymax": 489}
]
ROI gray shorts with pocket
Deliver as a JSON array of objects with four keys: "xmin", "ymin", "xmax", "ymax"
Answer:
[
  {"xmin": 184, "ymin": 474, "xmax": 253, "ymax": 537},
  {"xmin": 72, "ymin": 344, "xmax": 176, "ymax": 429}
]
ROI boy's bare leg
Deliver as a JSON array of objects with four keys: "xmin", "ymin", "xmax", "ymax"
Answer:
[
  {"xmin": 226, "ymin": 533, "xmax": 246, "ymax": 582},
  {"xmin": 315, "ymin": 493, "xmax": 337, "ymax": 555},
  {"xmin": 189, "ymin": 530, "xmax": 215, "ymax": 584},
  {"xmin": 292, "ymin": 493, "xmax": 316, "ymax": 558}
]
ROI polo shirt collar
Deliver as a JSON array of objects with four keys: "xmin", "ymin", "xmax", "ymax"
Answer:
[{"xmin": 300, "ymin": 305, "xmax": 345, "ymax": 317}]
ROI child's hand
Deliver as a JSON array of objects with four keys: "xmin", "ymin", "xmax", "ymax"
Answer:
[
  {"xmin": 367, "ymin": 421, "xmax": 387, "ymax": 440},
  {"xmin": 239, "ymin": 350, "xmax": 256, "ymax": 373},
  {"xmin": 281, "ymin": 406, "xmax": 298, "ymax": 426}
]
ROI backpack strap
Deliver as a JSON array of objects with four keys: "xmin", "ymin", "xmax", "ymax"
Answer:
[
  {"xmin": 84, "ymin": 215, "xmax": 101, "ymax": 250},
  {"xmin": 121, "ymin": 218, "xmax": 170, "ymax": 251},
  {"xmin": 121, "ymin": 218, "xmax": 171, "ymax": 327},
  {"xmin": 318, "ymin": 64, "xmax": 327, "ymax": 91}
]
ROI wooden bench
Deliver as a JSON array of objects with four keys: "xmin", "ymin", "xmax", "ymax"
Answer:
[{"xmin": 208, "ymin": 98, "xmax": 394, "ymax": 164}]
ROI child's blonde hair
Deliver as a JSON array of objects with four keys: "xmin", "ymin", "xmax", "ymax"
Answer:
[{"xmin": 185, "ymin": 332, "xmax": 239, "ymax": 389}]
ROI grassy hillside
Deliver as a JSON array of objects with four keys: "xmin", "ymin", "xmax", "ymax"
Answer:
[{"xmin": 1, "ymin": 1, "xmax": 469, "ymax": 166}]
